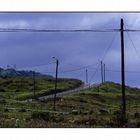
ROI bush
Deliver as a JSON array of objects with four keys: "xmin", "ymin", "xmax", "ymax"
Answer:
[
  {"xmin": 89, "ymin": 110, "xmax": 93, "ymax": 115},
  {"xmin": 53, "ymin": 114, "xmax": 64, "ymax": 122},
  {"xmin": 19, "ymin": 108, "xmax": 26, "ymax": 112},
  {"xmin": 0, "ymin": 99, "xmax": 6, "ymax": 104},
  {"xmin": 4, "ymin": 108, "xmax": 9, "ymax": 112},
  {"xmin": 0, "ymin": 89, "xmax": 6, "ymax": 92},
  {"xmin": 82, "ymin": 111, "xmax": 89, "ymax": 115},
  {"xmin": 109, "ymin": 110, "xmax": 128, "ymax": 127},
  {"xmin": 31, "ymin": 112, "xmax": 51, "ymax": 121},
  {"xmin": 99, "ymin": 109, "xmax": 109, "ymax": 115},
  {"xmin": 134, "ymin": 112, "xmax": 140, "ymax": 118},
  {"xmin": 15, "ymin": 89, "xmax": 20, "ymax": 92}
]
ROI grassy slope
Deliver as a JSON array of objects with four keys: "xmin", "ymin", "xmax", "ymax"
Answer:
[
  {"xmin": 0, "ymin": 81, "xmax": 140, "ymax": 128},
  {"xmin": 0, "ymin": 76, "xmax": 82, "ymax": 100}
]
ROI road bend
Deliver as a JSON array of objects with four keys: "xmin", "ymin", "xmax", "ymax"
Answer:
[{"xmin": 38, "ymin": 83, "xmax": 99, "ymax": 100}]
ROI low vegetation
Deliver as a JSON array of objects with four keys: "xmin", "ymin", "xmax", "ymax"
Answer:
[
  {"xmin": 0, "ymin": 80, "xmax": 140, "ymax": 128},
  {"xmin": 0, "ymin": 76, "xmax": 82, "ymax": 100}
]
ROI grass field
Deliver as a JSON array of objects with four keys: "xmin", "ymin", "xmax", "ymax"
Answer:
[
  {"xmin": 0, "ymin": 79, "xmax": 140, "ymax": 128},
  {"xmin": 0, "ymin": 76, "xmax": 82, "ymax": 100}
]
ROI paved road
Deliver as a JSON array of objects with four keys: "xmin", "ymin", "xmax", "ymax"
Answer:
[{"xmin": 38, "ymin": 83, "xmax": 99, "ymax": 101}]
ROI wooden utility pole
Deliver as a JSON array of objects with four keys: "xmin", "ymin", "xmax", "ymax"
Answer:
[
  {"xmin": 86, "ymin": 69, "xmax": 88, "ymax": 84},
  {"xmin": 53, "ymin": 59, "xmax": 59, "ymax": 111},
  {"xmin": 120, "ymin": 18, "xmax": 126, "ymax": 121},
  {"xmin": 101, "ymin": 61, "xmax": 103, "ymax": 83},
  {"xmin": 103, "ymin": 64, "xmax": 106, "ymax": 82}
]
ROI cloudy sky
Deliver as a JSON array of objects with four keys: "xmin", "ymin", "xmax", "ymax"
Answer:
[{"xmin": 1, "ymin": 13, "xmax": 140, "ymax": 87}]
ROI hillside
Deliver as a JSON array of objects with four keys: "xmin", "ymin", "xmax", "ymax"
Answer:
[
  {"xmin": 0, "ymin": 76, "xmax": 83, "ymax": 100},
  {"xmin": 93, "ymin": 81, "xmax": 140, "ymax": 94},
  {"xmin": 0, "ymin": 81, "xmax": 140, "ymax": 128}
]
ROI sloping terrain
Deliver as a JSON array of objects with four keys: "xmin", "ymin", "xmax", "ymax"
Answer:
[
  {"xmin": 0, "ymin": 76, "xmax": 82, "ymax": 100},
  {"xmin": 0, "ymin": 81, "xmax": 140, "ymax": 128}
]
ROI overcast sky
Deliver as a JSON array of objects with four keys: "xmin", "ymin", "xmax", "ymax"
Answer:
[{"xmin": 1, "ymin": 13, "xmax": 140, "ymax": 87}]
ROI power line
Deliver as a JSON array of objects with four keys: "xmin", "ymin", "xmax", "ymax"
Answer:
[
  {"xmin": 106, "ymin": 69, "xmax": 140, "ymax": 73},
  {"xmin": 3, "ymin": 27, "xmax": 140, "ymax": 32},
  {"xmin": 59, "ymin": 63, "xmax": 100, "ymax": 73},
  {"xmin": 43, "ymin": 67, "xmax": 124, "ymax": 75},
  {"xmin": 61, "ymin": 70, "xmax": 86, "ymax": 79},
  {"xmin": 61, "ymin": 63, "xmax": 83, "ymax": 68},
  {"xmin": 42, "ymin": 62, "xmax": 100, "ymax": 74},
  {"xmin": 44, "ymin": 67, "xmax": 91, "ymax": 74},
  {"xmin": 17, "ymin": 62, "xmax": 55, "ymax": 70},
  {"xmin": 88, "ymin": 33, "xmax": 117, "ymax": 83},
  {"xmin": 1, "ymin": 27, "xmax": 140, "ymax": 32},
  {"xmin": 102, "ymin": 33, "xmax": 117, "ymax": 61},
  {"xmin": 89, "ymin": 63, "xmax": 100, "ymax": 83},
  {"xmin": 126, "ymin": 31, "xmax": 140, "ymax": 61},
  {"xmin": 27, "ymin": 61, "xmax": 99, "ymax": 75},
  {"xmin": 61, "ymin": 62, "xmax": 99, "ymax": 68},
  {"xmin": 0, "ymin": 28, "xmax": 120, "ymax": 32},
  {"xmin": 124, "ymin": 29, "xmax": 140, "ymax": 32},
  {"xmin": 74, "ymin": 66, "xmax": 140, "ymax": 74},
  {"xmin": 74, "ymin": 70, "xmax": 85, "ymax": 78}
]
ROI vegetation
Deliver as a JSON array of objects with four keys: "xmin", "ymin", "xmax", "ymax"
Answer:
[
  {"xmin": 0, "ymin": 68, "xmax": 52, "ymax": 77},
  {"xmin": 0, "ymin": 76, "xmax": 82, "ymax": 100},
  {"xmin": 0, "ymin": 80, "xmax": 140, "ymax": 128}
]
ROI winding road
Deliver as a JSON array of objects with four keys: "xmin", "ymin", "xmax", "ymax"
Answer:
[{"xmin": 38, "ymin": 83, "xmax": 99, "ymax": 100}]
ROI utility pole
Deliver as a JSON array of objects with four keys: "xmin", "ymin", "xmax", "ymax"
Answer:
[
  {"xmin": 86, "ymin": 69, "xmax": 88, "ymax": 84},
  {"xmin": 103, "ymin": 64, "xmax": 106, "ymax": 82},
  {"xmin": 120, "ymin": 18, "xmax": 126, "ymax": 121},
  {"xmin": 53, "ymin": 57, "xmax": 59, "ymax": 111},
  {"xmin": 101, "ymin": 61, "xmax": 103, "ymax": 83},
  {"xmin": 33, "ymin": 71, "xmax": 36, "ymax": 99}
]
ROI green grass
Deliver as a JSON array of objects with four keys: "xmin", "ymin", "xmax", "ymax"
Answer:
[
  {"xmin": 0, "ymin": 76, "xmax": 82, "ymax": 100},
  {"xmin": 0, "ymin": 80, "xmax": 140, "ymax": 128}
]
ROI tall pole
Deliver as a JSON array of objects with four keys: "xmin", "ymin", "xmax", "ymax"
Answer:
[
  {"xmin": 53, "ymin": 59, "xmax": 59, "ymax": 111},
  {"xmin": 101, "ymin": 61, "xmax": 103, "ymax": 83},
  {"xmin": 120, "ymin": 18, "xmax": 126, "ymax": 120},
  {"xmin": 103, "ymin": 64, "xmax": 106, "ymax": 82},
  {"xmin": 86, "ymin": 69, "xmax": 88, "ymax": 84}
]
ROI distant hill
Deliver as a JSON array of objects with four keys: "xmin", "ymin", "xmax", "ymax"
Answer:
[
  {"xmin": 0, "ymin": 68, "xmax": 53, "ymax": 78},
  {"xmin": 93, "ymin": 81, "xmax": 140, "ymax": 94}
]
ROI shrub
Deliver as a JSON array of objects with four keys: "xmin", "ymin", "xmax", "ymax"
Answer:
[
  {"xmin": 53, "ymin": 114, "xmax": 64, "ymax": 122},
  {"xmin": 0, "ymin": 89, "xmax": 5, "ymax": 92},
  {"xmin": 19, "ymin": 108, "xmax": 26, "ymax": 112},
  {"xmin": 0, "ymin": 99, "xmax": 6, "ymax": 104},
  {"xmin": 4, "ymin": 108, "xmax": 9, "ymax": 112},
  {"xmin": 99, "ymin": 109, "xmax": 109, "ymax": 115},
  {"xmin": 134, "ymin": 112, "xmax": 140, "ymax": 118},
  {"xmin": 31, "ymin": 112, "xmax": 51, "ymax": 121},
  {"xmin": 109, "ymin": 110, "xmax": 128, "ymax": 127}
]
